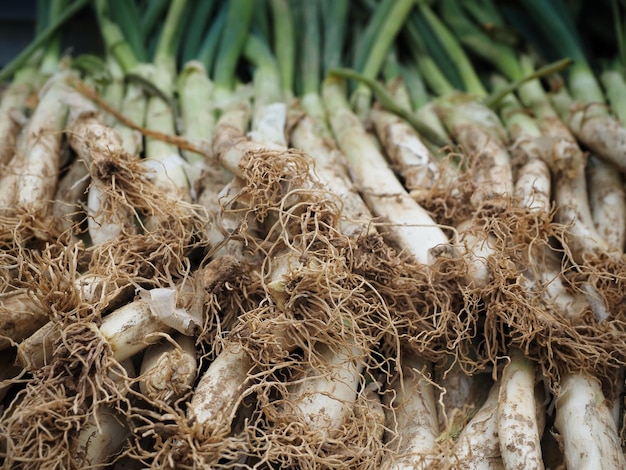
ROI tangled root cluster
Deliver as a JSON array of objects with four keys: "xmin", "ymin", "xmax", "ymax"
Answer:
[{"xmin": 4, "ymin": 100, "xmax": 626, "ymax": 469}]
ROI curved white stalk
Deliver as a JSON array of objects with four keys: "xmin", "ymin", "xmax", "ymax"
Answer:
[
  {"xmin": 0, "ymin": 70, "xmax": 71, "ymax": 212},
  {"xmin": 587, "ymin": 155, "xmax": 626, "ymax": 252},
  {"xmin": 0, "ymin": 65, "xmax": 41, "ymax": 166},
  {"xmin": 382, "ymin": 349, "xmax": 440, "ymax": 470},
  {"xmin": 70, "ymin": 359, "xmax": 134, "ymax": 468},
  {"xmin": 187, "ymin": 341, "xmax": 255, "ymax": 431},
  {"xmin": 285, "ymin": 342, "xmax": 363, "ymax": 438},
  {"xmin": 497, "ymin": 348, "xmax": 544, "ymax": 470},
  {"xmin": 177, "ymin": 61, "xmax": 215, "ymax": 190},
  {"xmin": 554, "ymin": 373, "xmax": 626, "ymax": 469},
  {"xmin": 448, "ymin": 382, "xmax": 503, "ymax": 470},
  {"xmin": 436, "ymin": 98, "xmax": 513, "ymax": 202},
  {"xmin": 323, "ymin": 77, "xmax": 448, "ymax": 265},
  {"xmin": 370, "ymin": 108, "xmax": 440, "ymax": 198},
  {"xmin": 289, "ymin": 111, "xmax": 373, "ymax": 238}
]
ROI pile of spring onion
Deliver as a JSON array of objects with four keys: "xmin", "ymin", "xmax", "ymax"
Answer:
[{"xmin": 2, "ymin": 0, "xmax": 626, "ymax": 468}]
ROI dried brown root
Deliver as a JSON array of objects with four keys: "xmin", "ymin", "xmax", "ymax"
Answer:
[{"xmin": 1, "ymin": 321, "xmax": 131, "ymax": 469}]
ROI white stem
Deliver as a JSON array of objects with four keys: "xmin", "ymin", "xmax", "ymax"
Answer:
[
  {"xmin": 437, "ymin": 99, "xmax": 513, "ymax": 201},
  {"xmin": 554, "ymin": 372, "xmax": 626, "ymax": 470},
  {"xmin": 587, "ymin": 155, "xmax": 626, "ymax": 252},
  {"xmin": 141, "ymin": 65, "xmax": 190, "ymax": 202},
  {"xmin": 371, "ymin": 108, "xmax": 440, "ymax": 195},
  {"xmin": 0, "ymin": 70, "xmax": 71, "ymax": 212},
  {"xmin": 70, "ymin": 406, "xmax": 129, "ymax": 467},
  {"xmin": 290, "ymin": 112, "xmax": 374, "ymax": 238},
  {"xmin": 99, "ymin": 299, "xmax": 171, "ymax": 362},
  {"xmin": 497, "ymin": 349, "xmax": 544, "ymax": 470},
  {"xmin": 449, "ymin": 382, "xmax": 504, "ymax": 470},
  {"xmin": 323, "ymin": 78, "xmax": 448, "ymax": 265},
  {"xmin": 187, "ymin": 341, "xmax": 254, "ymax": 431},
  {"xmin": 383, "ymin": 349, "xmax": 440, "ymax": 470},
  {"xmin": 285, "ymin": 342, "xmax": 363, "ymax": 438}
]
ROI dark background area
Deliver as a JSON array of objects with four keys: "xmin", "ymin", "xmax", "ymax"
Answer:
[{"xmin": 0, "ymin": 0, "xmax": 102, "ymax": 68}]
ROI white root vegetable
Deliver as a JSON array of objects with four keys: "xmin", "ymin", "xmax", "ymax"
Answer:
[
  {"xmin": 323, "ymin": 77, "xmax": 448, "ymax": 265},
  {"xmin": 70, "ymin": 406, "xmax": 130, "ymax": 468},
  {"xmin": 0, "ymin": 292, "xmax": 48, "ymax": 351},
  {"xmin": 188, "ymin": 341, "xmax": 254, "ymax": 431},
  {"xmin": 497, "ymin": 348, "xmax": 544, "ymax": 470},
  {"xmin": 65, "ymin": 90, "xmax": 136, "ymax": 244},
  {"xmin": 17, "ymin": 296, "xmax": 172, "ymax": 370},
  {"xmin": 370, "ymin": 108, "xmax": 440, "ymax": 199},
  {"xmin": 0, "ymin": 70, "xmax": 71, "ymax": 212},
  {"xmin": 289, "ymin": 111, "xmax": 373, "ymax": 238},
  {"xmin": 285, "ymin": 342, "xmax": 364, "ymax": 439},
  {"xmin": 0, "ymin": 66, "xmax": 39, "ymax": 166},
  {"xmin": 554, "ymin": 373, "xmax": 626, "ymax": 469},
  {"xmin": 551, "ymin": 87, "xmax": 626, "ymax": 174},
  {"xmin": 139, "ymin": 333, "xmax": 197, "ymax": 404},
  {"xmin": 587, "ymin": 155, "xmax": 626, "ymax": 252},
  {"xmin": 382, "ymin": 349, "xmax": 440, "ymax": 470},
  {"xmin": 70, "ymin": 359, "xmax": 135, "ymax": 468},
  {"xmin": 51, "ymin": 157, "xmax": 90, "ymax": 236},
  {"xmin": 436, "ymin": 99, "xmax": 513, "ymax": 202},
  {"xmin": 448, "ymin": 382, "xmax": 503, "ymax": 470},
  {"xmin": 455, "ymin": 218, "xmax": 498, "ymax": 289}
]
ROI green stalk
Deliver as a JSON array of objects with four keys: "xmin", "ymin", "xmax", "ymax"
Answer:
[
  {"xmin": 212, "ymin": 0, "xmax": 255, "ymax": 107},
  {"xmin": 416, "ymin": 1, "xmax": 485, "ymax": 96},
  {"xmin": 252, "ymin": 0, "xmax": 271, "ymax": 44},
  {"xmin": 407, "ymin": 11, "xmax": 464, "ymax": 92},
  {"xmin": 142, "ymin": 0, "xmax": 191, "ymax": 203},
  {"xmin": 94, "ymin": 0, "xmax": 139, "ymax": 73},
  {"xmin": 270, "ymin": 0, "xmax": 295, "ymax": 99},
  {"xmin": 329, "ymin": 68, "xmax": 449, "ymax": 149},
  {"xmin": 400, "ymin": 63, "xmax": 430, "ymax": 111},
  {"xmin": 320, "ymin": 0, "xmax": 348, "ymax": 76},
  {"xmin": 351, "ymin": 0, "xmax": 415, "ymax": 117},
  {"xmin": 140, "ymin": 0, "xmax": 170, "ymax": 42},
  {"xmin": 602, "ymin": 63, "xmax": 626, "ymax": 125},
  {"xmin": 0, "ymin": 0, "xmax": 90, "ymax": 82},
  {"xmin": 244, "ymin": 34, "xmax": 282, "ymax": 109},
  {"xmin": 243, "ymin": 33, "xmax": 286, "ymax": 146},
  {"xmin": 153, "ymin": 0, "xmax": 188, "ymax": 77},
  {"xmin": 39, "ymin": 0, "xmax": 67, "ymax": 75},
  {"xmin": 196, "ymin": 2, "xmax": 227, "ymax": 73},
  {"xmin": 299, "ymin": 0, "xmax": 321, "ymax": 98},
  {"xmin": 403, "ymin": 18, "xmax": 456, "ymax": 98},
  {"xmin": 292, "ymin": 0, "xmax": 331, "ymax": 140},
  {"xmin": 181, "ymin": 0, "xmax": 216, "ymax": 64},
  {"xmin": 109, "ymin": 0, "xmax": 147, "ymax": 62},
  {"xmin": 438, "ymin": 0, "xmax": 523, "ymax": 81},
  {"xmin": 351, "ymin": 0, "xmax": 395, "ymax": 73}
]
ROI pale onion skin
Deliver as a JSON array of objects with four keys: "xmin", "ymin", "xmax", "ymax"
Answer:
[{"xmin": 0, "ymin": 70, "xmax": 71, "ymax": 212}]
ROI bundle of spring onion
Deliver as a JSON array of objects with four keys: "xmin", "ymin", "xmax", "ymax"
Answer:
[{"xmin": 3, "ymin": 0, "xmax": 626, "ymax": 468}]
